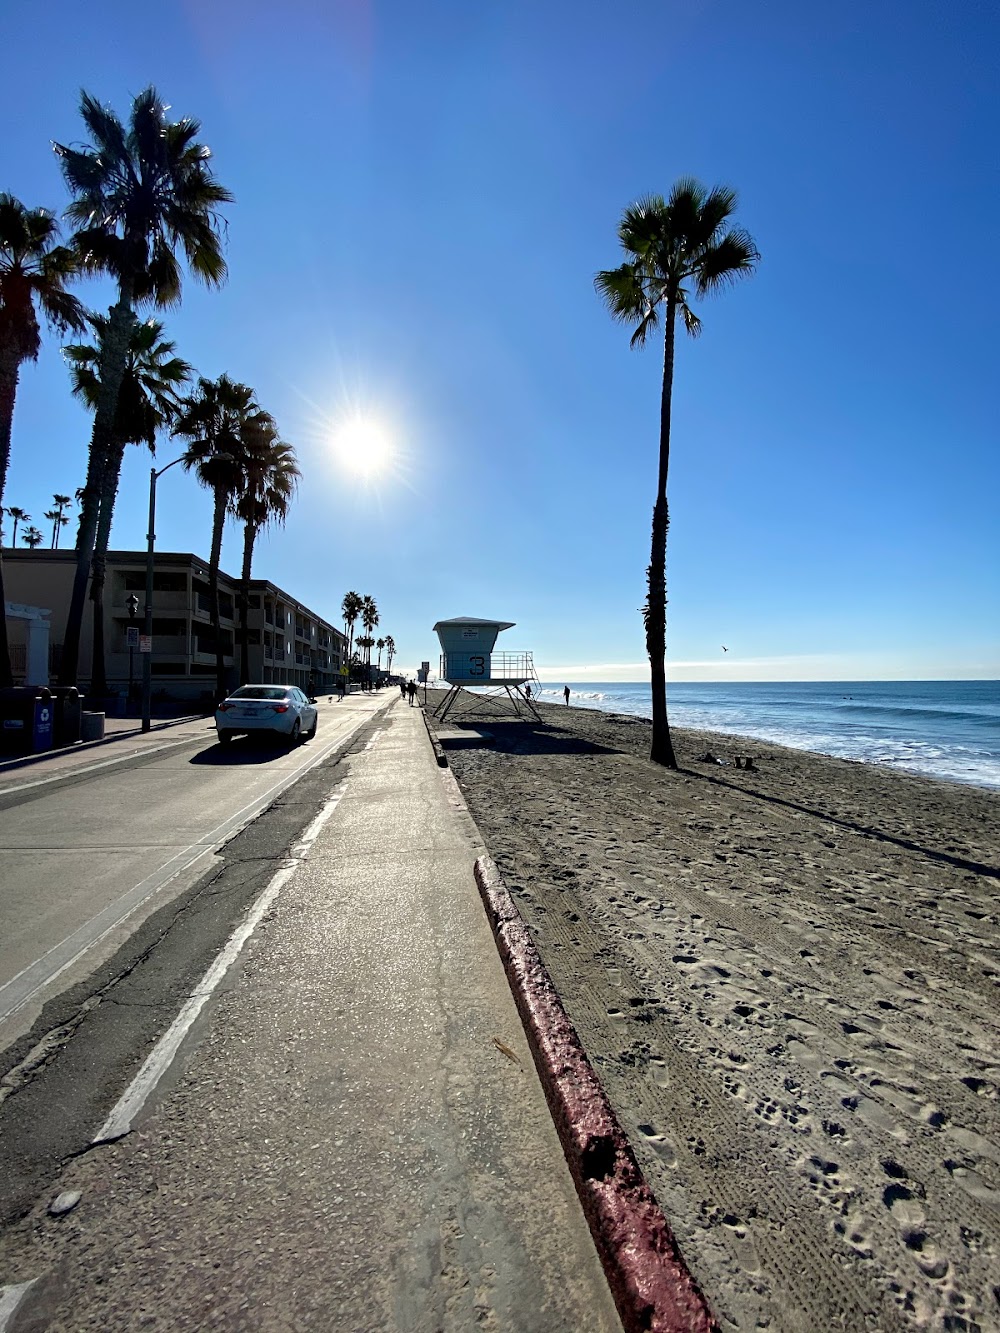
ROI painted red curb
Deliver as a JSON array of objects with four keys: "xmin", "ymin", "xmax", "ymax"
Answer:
[{"xmin": 475, "ymin": 855, "xmax": 720, "ymax": 1333}]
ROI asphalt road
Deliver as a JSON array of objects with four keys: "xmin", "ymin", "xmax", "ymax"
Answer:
[{"xmin": 0, "ymin": 693, "xmax": 392, "ymax": 1228}]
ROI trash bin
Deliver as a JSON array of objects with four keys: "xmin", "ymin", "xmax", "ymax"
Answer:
[
  {"xmin": 80, "ymin": 712, "xmax": 106, "ymax": 742},
  {"xmin": 0, "ymin": 686, "xmax": 54, "ymax": 756},
  {"xmin": 50, "ymin": 686, "xmax": 82, "ymax": 747}
]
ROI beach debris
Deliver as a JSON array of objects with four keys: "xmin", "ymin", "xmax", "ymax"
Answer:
[
  {"xmin": 492, "ymin": 1036, "xmax": 521, "ymax": 1065},
  {"xmin": 49, "ymin": 1190, "xmax": 82, "ymax": 1216},
  {"xmin": 733, "ymin": 755, "xmax": 758, "ymax": 771},
  {"xmin": 698, "ymin": 751, "xmax": 725, "ymax": 765}
]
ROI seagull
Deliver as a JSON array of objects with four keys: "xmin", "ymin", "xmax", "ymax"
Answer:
[{"xmin": 721, "ymin": 645, "xmax": 728, "ymax": 652}]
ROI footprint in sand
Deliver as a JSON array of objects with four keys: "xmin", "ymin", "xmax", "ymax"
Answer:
[
  {"xmin": 881, "ymin": 1164, "xmax": 950, "ymax": 1280},
  {"xmin": 636, "ymin": 1122, "xmax": 677, "ymax": 1167},
  {"xmin": 647, "ymin": 1055, "xmax": 670, "ymax": 1088}
]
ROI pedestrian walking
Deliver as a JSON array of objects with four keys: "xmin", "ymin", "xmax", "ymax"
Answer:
[
  {"xmin": 400, "ymin": 681, "xmax": 407, "ymax": 700},
  {"xmin": 563, "ymin": 685, "xmax": 570, "ymax": 705},
  {"xmin": 407, "ymin": 680, "xmax": 416, "ymax": 706}
]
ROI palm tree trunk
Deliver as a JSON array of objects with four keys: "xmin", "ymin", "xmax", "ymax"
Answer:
[
  {"xmin": 60, "ymin": 297, "xmax": 136, "ymax": 687},
  {"xmin": 88, "ymin": 443, "xmax": 126, "ymax": 697},
  {"xmin": 209, "ymin": 486, "xmax": 227, "ymax": 699},
  {"xmin": 648, "ymin": 296, "xmax": 678, "ymax": 769},
  {"xmin": 0, "ymin": 352, "xmax": 19, "ymax": 687},
  {"xmin": 239, "ymin": 520, "xmax": 255, "ymax": 685}
]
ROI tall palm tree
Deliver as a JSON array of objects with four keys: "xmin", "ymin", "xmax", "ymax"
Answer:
[
  {"xmin": 384, "ymin": 634, "xmax": 395, "ymax": 676},
  {"xmin": 5, "ymin": 506, "xmax": 29, "ymax": 548},
  {"xmin": 173, "ymin": 376, "xmax": 271, "ymax": 698},
  {"xmin": 355, "ymin": 637, "xmax": 374, "ymax": 688},
  {"xmin": 65, "ymin": 315, "xmax": 191, "ymax": 694},
  {"xmin": 234, "ymin": 429, "xmax": 299, "ymax": 684},
  {"xmin": 341, "ymin": 591, "xmax": 362, "ymax": 672},
  {"xmin": 361, "ymin": 595, "xmax": 378, "ymax": 690},
  {"xmin": 44, "ymin": 509, "xmax": 66, "ymax": 548},
  {"xmin": 22, "ymin": 525, "xmax": 44, "ymax": 549},
  {"xmin": 56, "ymin": 87, "xmax": 232, "ymax": 687},
  {"xmin": 596, "ymin": 180, "xmax": 758, "ymax": 768},
  {"xmin": 376, "ymin": 637, "xmax": 385, "ymax": 676},
  {"xmin": 51, "ymin": 493, "xmax": 73, "ymax": 543},
  {"xmin": 0, "ymin": 194, "xmax": 85, "ymax": 684}
]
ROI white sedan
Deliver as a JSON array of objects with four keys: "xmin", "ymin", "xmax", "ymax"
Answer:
[{"xmin": 215, "ymin": 685, "xmax": 318, "ymax": 745}]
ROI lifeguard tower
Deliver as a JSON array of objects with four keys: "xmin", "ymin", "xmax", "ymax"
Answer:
[{"xmin": 431, "ymin": 617, "xmax": 541, "ymax": 722}]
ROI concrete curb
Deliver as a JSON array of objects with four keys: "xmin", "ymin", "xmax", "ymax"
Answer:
[
  {"xmin": 475, "ymin": 854, "xmax": 720, "ymax": 1333},
  {"xmin": 419, "ymin": 707, "xmax": 449, "ymax": 767}
]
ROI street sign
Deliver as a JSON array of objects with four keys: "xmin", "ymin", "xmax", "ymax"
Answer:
[
  {"xmin": 139, "ymin": 634, "xmax": 152, "ymax": 653},
  {"xmin": 126, "ymin": 627, "xmax": 140, "ymax": 648},
  {"xmin": 339, "ymin": 666, "xmax": 349, "ymax": 676}
]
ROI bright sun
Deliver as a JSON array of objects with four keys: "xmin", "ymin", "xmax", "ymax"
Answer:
[{"xmin": 332, "ymin": 417, "xmax": 394, "ymax": 479}]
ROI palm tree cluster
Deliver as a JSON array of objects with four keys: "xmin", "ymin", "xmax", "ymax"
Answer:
[
  {"xmin": 340, "ymin": 592, "xmax": 392, "ymax": 689},
  {"xmin": 0, "ymin": 87, "xmax": 301, "ymax": 695}
]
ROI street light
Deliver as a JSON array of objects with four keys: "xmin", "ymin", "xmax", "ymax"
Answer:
[
  {"xmin": 141, "ymin": 454, "xmax": 189, "ymax": 733},
  {"xmin": 126, "ymin": 593, "xmax": 139, "ymax": 710},
  {"xmin": 141, "ymin": 451, "xmax": 233, "ymax": 733}
]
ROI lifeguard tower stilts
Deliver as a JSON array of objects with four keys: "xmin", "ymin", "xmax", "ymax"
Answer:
[{"xmin": 432, "ymin": 617, "xmax": 541, "ymax": 722}]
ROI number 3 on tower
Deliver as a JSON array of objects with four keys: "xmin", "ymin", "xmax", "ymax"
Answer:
[{"xmin": 469, "ymin": 655, "xmax": 485, "ymax": 676}]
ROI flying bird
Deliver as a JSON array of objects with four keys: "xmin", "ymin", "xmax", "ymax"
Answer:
[{"xmin": 721, "ymin": 645, "xmax": 728, "ymax": 652}]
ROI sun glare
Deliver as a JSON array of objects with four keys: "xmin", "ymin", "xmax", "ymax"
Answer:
[{"xmin": 333, "ymin": 417, "xmax": 394, "ymax": 479}]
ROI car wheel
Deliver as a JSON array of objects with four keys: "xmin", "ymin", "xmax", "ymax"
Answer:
[
  {"xmin": 217, "ymin": 730, "xmax": 233, "ymax": 746},
  {"xmin": 289, "ymin": 719, "xmax": 301, "ymax": 745},
  {"xmin": 306, "ymin": 717, "xmax": 318, "ymax": 740}
]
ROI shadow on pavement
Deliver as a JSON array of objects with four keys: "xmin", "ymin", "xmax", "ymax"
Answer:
[{"xmin": 189, "ymin": 738, "xmax": 293, "ymax": 766}]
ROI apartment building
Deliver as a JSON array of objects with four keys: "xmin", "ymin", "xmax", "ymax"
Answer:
[{"xmin": 4, "ymin": 549, "xmax": 347, "ymax": 699}]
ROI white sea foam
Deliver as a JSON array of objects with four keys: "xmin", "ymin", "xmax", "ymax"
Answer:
[{"xmin": 543, "ymin": 681, "xmax": 1000, "ymax": 790}]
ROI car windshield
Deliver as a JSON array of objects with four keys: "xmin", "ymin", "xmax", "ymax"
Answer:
[{"xmin": 229, "ymin": 687, "xmax": 290, "ymax": 701}]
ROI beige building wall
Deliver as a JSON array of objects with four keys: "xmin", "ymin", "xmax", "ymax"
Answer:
[{"xmin": 4, "ymin": 550, "xmax": 346, "ymax": 701}]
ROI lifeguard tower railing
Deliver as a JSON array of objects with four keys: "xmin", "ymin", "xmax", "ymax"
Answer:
[
  {"xmin": 433, "ymin": 650, "xmax": 540, "ymax": 721},
  {"xmin": 438, "ymin": 650, "xmax": 535, "ymax": 684}
]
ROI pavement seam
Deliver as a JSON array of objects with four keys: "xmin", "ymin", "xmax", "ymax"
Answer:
[{"xmin": 91, "ymin": 781, "xmax": 348, "ymax": 1145}]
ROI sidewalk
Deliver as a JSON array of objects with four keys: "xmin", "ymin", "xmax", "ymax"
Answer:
[
  {"xmin": 0, "ymin": 699, "xmax": 622, "ymax": 1331},
  {"xmin": 0, "ymin": 710, "xmax": 215, "ymax": 791}
]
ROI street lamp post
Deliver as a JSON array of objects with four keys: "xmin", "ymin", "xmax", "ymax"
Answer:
[
  {"xmin": 141, "ymin": 455, "xmax": 188, "ymax": 734},
  {"xmin": 126, "ymin": 593, "xmax": 139, "ymax": 710}
]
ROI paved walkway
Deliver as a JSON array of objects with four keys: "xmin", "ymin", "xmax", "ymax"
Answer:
[{"xmin": 0, "ymin": 700, "xmax": 621, "ymax": 1331}]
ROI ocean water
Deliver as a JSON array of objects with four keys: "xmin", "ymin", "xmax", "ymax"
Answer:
[{"xmin": 534, "ymin": 680, "xmax": 1000, "ymax": 790}]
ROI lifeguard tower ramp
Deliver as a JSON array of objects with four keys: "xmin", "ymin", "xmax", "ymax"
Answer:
[{"xmin": 432, "ymin": 617, "xmax": 541, "ymax": 722}]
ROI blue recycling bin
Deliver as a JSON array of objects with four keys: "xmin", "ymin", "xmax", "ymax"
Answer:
[{"xmin": 0, "ymin": 686, "xmax": 54, "ymax": 756}]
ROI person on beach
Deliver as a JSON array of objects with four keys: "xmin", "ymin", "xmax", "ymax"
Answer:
[
  {"xmin": 563, "ymin": 686, "xmax": 570, "ymax": 705},
  {"xmin": 525, "ymin": 684, "xmax": 532, "ymax": 701},
  {"xmin": 407, "ymin": 679, "xmax": 416, "ymax": 705}
]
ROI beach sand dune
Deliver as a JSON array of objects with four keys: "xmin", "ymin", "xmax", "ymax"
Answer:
[{"xmin": 426, "ymin": 692, "xmax": 1000, "ymax": 1333}]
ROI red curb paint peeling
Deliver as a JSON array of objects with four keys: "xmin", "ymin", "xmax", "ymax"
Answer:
[{"xmin": 475, "ymin": 855, "xmax": 720, "ymax": 1333}]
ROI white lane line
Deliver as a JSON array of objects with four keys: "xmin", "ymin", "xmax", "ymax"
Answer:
[
  {"xmin": 0, "ymin": 707, "xmax": 383, "ymax": 1028},
  {"xmin": 94, "ymin": 785, "xmax": 347, "ymax": 1144},
  {"xmin": 0, "ymin": 1281, "xmax": 38, "ymax": 1332}
]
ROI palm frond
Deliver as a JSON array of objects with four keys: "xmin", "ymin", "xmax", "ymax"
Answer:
[
  {"xmin": 594, "ymin": 263, "xmax": 649, "ymax": 323},
  {"xmin": 693, "ymin": 227, "xmax": 760, "ymax": 297}
]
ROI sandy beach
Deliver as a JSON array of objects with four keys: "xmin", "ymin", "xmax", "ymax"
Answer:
[{"xmin": 426, "ymin": 690, "xmax": 1000, "ymax": 1332}]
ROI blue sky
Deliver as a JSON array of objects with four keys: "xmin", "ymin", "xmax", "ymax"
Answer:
[{"xmin": 3, "ymin": 0, "xmax": 997, "ymax": 681}]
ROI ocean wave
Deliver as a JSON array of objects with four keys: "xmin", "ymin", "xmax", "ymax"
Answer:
[{"xmin": 549, "ymin": 684, "xmax": 1000, "ymax": 789}]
